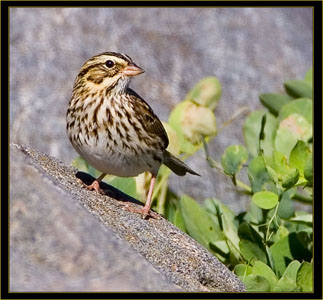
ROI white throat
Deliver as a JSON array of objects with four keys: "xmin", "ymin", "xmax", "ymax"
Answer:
[{"xmin": 113, "ymin": 76, "xmax": 131, "ymax": 93}]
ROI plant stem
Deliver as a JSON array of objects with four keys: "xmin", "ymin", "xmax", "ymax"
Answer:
[
  {"xmin": 265, "ymin": 203, "xmax": 279, "ymax": 243},
  {"xmin": 236, "ymin": 179, "xmax": 252, "ymax": 194}
]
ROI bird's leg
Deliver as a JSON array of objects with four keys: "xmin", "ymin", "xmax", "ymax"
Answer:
[
  {"xmin": 121, "ymin": 173, "xmax": 159, "ymax": 219},
  {"xmin": 84, "ymin": 173, "xmax": 106, "ymax": 194},
  {"xmin": 141, "ymin": 174, "xmax": 156, "ymax": 218}
]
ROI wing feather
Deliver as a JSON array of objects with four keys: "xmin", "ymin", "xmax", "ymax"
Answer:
[{"xmin": 127, "ymin": 88, "xmax": 169, "ymax": 149}]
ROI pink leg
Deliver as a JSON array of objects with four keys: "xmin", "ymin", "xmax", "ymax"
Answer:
[
  {"xmin": 141, "ymin": 174, "xmax": 156, "ymax": 218},
  {"xmin": 121, "ymin": 173, "xmax": 159, "ymax": 219},
  {"xmin": 85, "ymin": 173, "xmax": 106, "ymax": 194}
]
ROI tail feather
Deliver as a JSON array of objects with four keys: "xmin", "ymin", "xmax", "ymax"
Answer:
[{"xmin": 163, "ymin": 151, "xmax": 200, "ymax": 176}]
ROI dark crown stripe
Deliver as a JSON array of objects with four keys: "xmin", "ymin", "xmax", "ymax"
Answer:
[{"xmin": 97, "ymin": 52, "xmax": 132, "ymax": 63}]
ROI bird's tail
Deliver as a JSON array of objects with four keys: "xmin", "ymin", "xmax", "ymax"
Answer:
[{"xmin": 163, "ymin": 151, "xmax": 200, "ymax": 176}]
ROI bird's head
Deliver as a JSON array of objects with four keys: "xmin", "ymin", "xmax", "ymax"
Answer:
[{"xmin": 75, "ymin": 52, "xmax": 144, "ymax": 93}]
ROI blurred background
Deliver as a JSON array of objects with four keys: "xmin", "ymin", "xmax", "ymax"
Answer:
[{"xmin": 10, "ymin": 7, "xmax": 312, "ymax": 213}]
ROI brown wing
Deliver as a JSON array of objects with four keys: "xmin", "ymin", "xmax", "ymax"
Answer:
[{"xmin": 127, "ymin": 88, "xmax": 169, "ymax": 149}]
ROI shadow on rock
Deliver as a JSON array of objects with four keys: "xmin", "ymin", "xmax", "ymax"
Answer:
[{"xmin": 75, "ymin": 171, "xmax": 143, "ymax": 206}]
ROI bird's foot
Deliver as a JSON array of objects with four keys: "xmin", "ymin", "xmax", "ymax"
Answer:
[
  {"xmin": 121, "ymin": 203, "xmax": 161, "ymax": 220},
  {"xmin": 78, "ymin": 179, "xmax": 105, "ymax": 195}
]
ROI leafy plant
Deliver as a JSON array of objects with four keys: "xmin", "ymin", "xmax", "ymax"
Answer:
[{"xmin": 72, "ymin": 68, "xmax": 313, "ymax": 292}]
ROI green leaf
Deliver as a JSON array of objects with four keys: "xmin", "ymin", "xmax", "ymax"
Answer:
[
  {"xmin": 289, "ymin": 213, "xmax": 312, "ymax": 226},
  {"xmin": 275, "ymin": 113, "xmax": 312, "ymax": 158},
  {"xmin": 283, "ymin": 260, "xmax": 301, "ymax": 280},
  {"xmin": 168, "ymin": 101, "xmax": 199, "ymax": 154},
  {"xmin": 205, "ymin": 198, "xmax": 242, "ymax": 262},
  {"xmin": 278, "ymin": 98, "xmax": 312, "ymax": 124},
  {"xmin": 243, "ymin": 274, "xmax": 271, "ymax": 292},
  {"xmin": 210, "ymin": 240, "xmax": 230, "ymax": 256},
  {"xmin": 273, "ymin": 260, "xmax": 301, "ymax": 292},
  {"xmin": 179, "ymin": 195, "xmax": 223, "ymax": 253},
  {"xmin": 243, "ymin": 110, "xmax": 278, "ymax": 157},
  {"xmin": 272, "ymin": 225, "xmax": 289, "ymax": 243},
  {"xmin": 234, "ymin": 264, "xmax": 253, "ymax": 279},
  {"xmin": 169, "ymin": 100, "xmax": 217, "ymax": 148},
  {"xmin": 273, "ymin": 276, "xmax": 299, "ymax": 292},
  {"xmin": 252, "ymin": 191, "xmax": 278, "ymax": 210},
  {"xmin": 304, "ymin": 67, "xmax": 312, "ymax": 84},
  {"xmin": 270, "ymin": 232, "xmax": 312, "ymax": 276},
  {"xmin": 289, "ymin": 141, "xmax": 312, "ymax": 178},
  {"xmin": 173, "ymin": 209, "xmax": 186, "ymax": 232},
  {"xmin": 270, "ymin": 151, "xmax": 292, "ymax": 181},
  {"xmin": 221, "ymin": 145, "xmax": 248, "ymax": 176},
  {"xmin": 248, "ymin": 155, "xmax": 273, "ymax": 193},
  {"xmin": 266, "ymin": 166, "xmax": 279, "ymax": 184},
  {"xmin": 238, "ymin": 222, "xmax": 267, "ymax": 264},
  {"xmin": 304, "ymin": 153, "xmax": 313, "ymax": 184},
  {"xmin": 252, "ymin": 261, "xmax": 278, "ymax": 290},
  {"xmin": 277, "ymin": 188, "xmax": 295, "ymax": 219},
  {"xmin": 282, "ymin": 168, "xmax": 300, "ymax": 189},
  {"xmin": 239, "ymin": 240, "xmax": 267, "ymax": 264},
  {"xmin": 296, "ymin": 261, "xmax": 313, "ymax": 292},
  {"xmin": 186, "ymin": 76, "xmax": 222, "ymax": 110},
  {"xmin": 284, "ymin": 80, "xmax": 312, "ymax": 99},
  {"xmin": 108, "ymin": 177, "xmax": 137, "ymax": 199},
  {"xmin": 259, "ymin": 93, "xmax": 293, "ymax": 116}
]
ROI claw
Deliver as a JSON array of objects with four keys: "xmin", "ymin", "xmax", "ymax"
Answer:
[
  {"xmin": 121, "ymin": 203, "xmax": 160, "ymax": 219},
  {"xmin": 79, "ymin": 179, "xmax": 105, "ymax": 194}
]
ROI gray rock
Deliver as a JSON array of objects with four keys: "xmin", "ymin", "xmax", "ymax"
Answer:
[
  {"xmin": 9, "ymin": 7, "xmax": 312, "ymax": 212},
  {"xmin": 10, "ymin": 144, "xmax": 182, "ymax": 292},
  {"xmin": 10, "ymin": 143, "xmax": 245, "ymax": 292}
]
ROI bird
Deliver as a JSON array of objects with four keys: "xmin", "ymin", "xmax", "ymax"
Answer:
[{"xmin": 66, "ymin": 52, "xmax": 199, "ymax": 218}]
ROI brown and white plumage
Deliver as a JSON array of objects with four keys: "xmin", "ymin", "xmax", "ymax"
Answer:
[{"xmin": 66, "ymin": 52, "xmax": 199, "ymax": 218}]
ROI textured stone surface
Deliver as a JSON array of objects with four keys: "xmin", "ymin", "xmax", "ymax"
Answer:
[
  {"xmin": 10, "ymin": 144, "xmax": 182, "ymax": 292},
  {"xmin": 9, "ymin": 7, "xmax": 312, "ymax": 212},
  {"xmin": 10, "ymin": 144, "xmax": 245, "ymax": 292}
]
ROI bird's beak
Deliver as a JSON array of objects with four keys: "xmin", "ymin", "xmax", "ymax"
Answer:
[{"xmin": 122, "ymin": 64, "xmax": 145, "ymax": 77}]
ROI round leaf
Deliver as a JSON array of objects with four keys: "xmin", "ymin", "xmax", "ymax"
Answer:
[
  {"xmin": 221, "ymin": 145, "xmax": 248, "ymax": 176},
  {"xmin": 244, "ymin": 274, "xmax": 271, "ymax": 292},
  {"xmin": 275, "ymin": 113, "xmax": 312, "ymax": 158},
  {"xmin": 252, "ymin": 261, "xmax": 278, "ymax": 290},
  {"xmin": 248, "ymin": 156, "xmax": 273, "ymax": 193},
  {"xmin": 180, "ymin": 101, "xmax": 217, "ymax": 144},
  {"xmin": 252, "ymin": 191, "xmax": 278, "ymax": 210},
  {"xmin": 186, "ymin": 76, "xmax": 222, "ymax": 110},
  {"xmin": 278, "ymin": 98, "xmax": 312, "ymax": 124},
  {"xmin": 243, "ymin": 110, "xmax": 278, "ymax": 158},
  {"xmin": 168, "ymin": 101, "xmax": 198, "ymax": 154},
  {"xmin": 234, "ymin": 264, "xmax": 253, "ymax": 278}
]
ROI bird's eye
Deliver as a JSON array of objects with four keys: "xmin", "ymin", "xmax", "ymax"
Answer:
[{"xmin": 105, "ymin": 60, "xmax": 115, "ymax": 68}]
